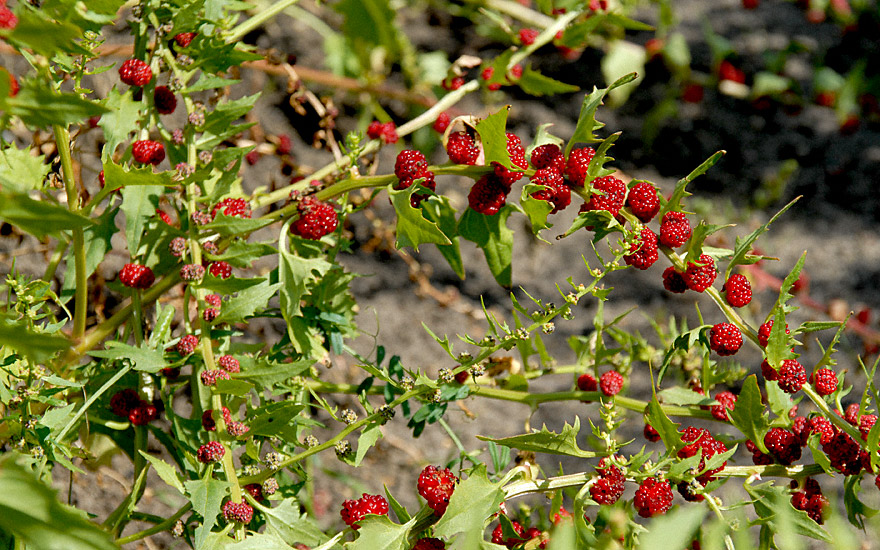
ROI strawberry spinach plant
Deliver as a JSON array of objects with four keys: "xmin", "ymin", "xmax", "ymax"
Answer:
[{"xmin": 0, "ymin": 1, "xmax": 878, "ymax": 550}]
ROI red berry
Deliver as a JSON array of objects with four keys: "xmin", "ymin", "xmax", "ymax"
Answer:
[
  {"xmin": 662, "ymin": 266, "xmax": 688, "ymax": 293},
  {"xmin": 291, "ymin": 197, "xmax": 338, "ymax": 240},
  {"xmin": 340, "ymin": 493, "xmax": 389, "ymax": 529},
  {"xmin": 644, "ymin": 422, "xmax": 661, "ymax": 442},
  {"xmin": 154, "ymin": 86, "xmax": 177, "ymax": 114},
  {"xmin": 807, "ymin": 416, "xmax": 834, "ymax": 445},
  {"xmin": 760, "ymin": 359, "xmax": 778, "ymax": 381},
  {"xmin": 722, "ymin": 274, "xmax": 752, "ymax": 307},
  {"xmin": 710, "ymin": 391, "xmax": 737, "ymax": 421},
  {"xmin": 623, "ymin": 227, "xmax": 659, "ymax": 270},
  {"xmin": 742, "ymin": 0, "xmax": 759, "ymax": 8},
  {"xmin": 589, "ymin": 459, "xmax": 625, "ymax": 505},
  {"xmin": 564, "ymin": 148, "xmax": 596, "ymax": 187},
  {"xmin": 433, "ymin": 112, "xmax": 450, "ymax": 133},
  {"xmin": 763, "ymin": 428, "xmax": 801, "ymax": 465},
  {"xmin": 217, "ymin": 355, "xmax": 240, "ymax": 373},
  {"xmin": 0, "ymin": 6, "xmax": 18, "ymax": 30},
  {"xmin": 227, "ymin": 421, "xmax": 249, "ymax": 437},
  {"xmin": 208, "ymin": 261, "xmax": 232, "ymax": 279},
  {"xmin": 777, "ymin": 360, "xmax": 807, "ymax": 394},
  {"xmin": 222, "ymin": 501, "xmax": 253, "ymax": 524},
  {"xmin": 758, "ymin": 320, "xmax": 790, "ymax": 347},
  {"xmin": 200, "ymin": 369, "xmax": 230, "ymax": 386},
  {"xmin": 658, "ymin": 211, "xmax": 692, "ymax": 248},
  {"xmin": 719, "ymin": 60, "xmax": 746, "ymax": 84},
  {"xmin": 580, "ymin": 176, "xmax": 626, "ymax": 219},
  {"xmin": 118, "ymin": 59, "xmax": 153, "ymax": 87},
  {"xmin": 442, "ymin": 76, "xmax": 464, "ymax": 91},
  {"xmin": 243, "ymin": 483, "xmax": 264, "ymax": 502},
  {"xmin": 530, "ymin": 144, "xmax": 566, "ymax": 173},
  {"xmin": 811, "ymin": 369, "xmax": 838, "ymax": 396},
  {"xmin": 519, "ymin": 28, "xmax": 539, "ymax": 45},
  {"xmin": 682, "ymin": 254, "xmax": 716, "ymax": 292},
  {"xmin": 128, "ymin": 402, "xmax": 158, "ymax": 426},
  {"xmin": 823, "ymin": 431, "xmax": 862, "ymax": 475},
  {"xmin": 7, "ymin": 74, "xmax": 18, "ymax": 97},
  {"xmin": 180, "ymin": 263, "xmax": 205, "ymax": 281},
  {"xmin": 859, "ymin": 414, "xmax": 877, "ymax": 441},
  {"xmin": 491, "ymin": 521, "xmax": 526, "ymax": 548},
  {"xmin": 110, "ymin": 389, "xmax": 141, "ymax": 417},
  {"xmin": 709, "ymin": 322, "xmax": 743, "ymax": 356},
  {"xmin": 633, "ymin": 477, "xmax": 673, "ymax": 517},
  {"xmin": 205, "ymin": 294, "xmax": 222, "ymax": 307},
  {"xmin": 202, "ymin": 407, "xmax": 233, "ymax": 431},
  {"xmin": 682, "ymin": 83, "xmax": 704, "ymax": 103},
  {"xmin": 678, "ymin": 427, "xmax": 728, "ymax": 482},
  {"xmin": 132, "ymin": 140, "xmax": 165, "ymax": 165},
  {"xmin": 119, "ymin": 263, "xmax": 155, "ymax": 289},
  {"xmin": 492, "ymin": 133, "xmax": 528, "ymax": 188},
  {"xmin": 413, "ymin": 538, "xmax": 446, "ymax": 550},
  {"xmin": 174, "ymin": 32, "xmax": 196, "ymax": 48},
  {"xmin": 446, "ymin": 131, "xmax": 480, "ymax": 165},
  {"xmin": 197, "ymin": 441, "xmax": 226, "ymax": 463},
  {"xmin": 529, "ymin": 168, "xmax": 570, "ymax": 214},
  {"xmin": 468, "ymin": 174, "xmax": 509, "ymax": 216},
  {"xmin": 418, "ymin": 465, "xmax": 458, "ymax": 516},
  {"xmin": 577, "ymin": 373, "xmax": 597, "ymax": 392},
  {"xmin": 367, "ymin": 121, "xmax": 398, "ymax": 144},
  {"xmin": 599, "ymin": 371, "xmax": 624, "ymax": 396},
  {"xmin": 156, "ymin": 209, "xmax": 173, "ymax": 225},
  {"xmin": 212, "ymin": 197, "xmax": 252, "ymax": 219},
  {"xmin": 245, "ymin": 151, "xmax": 260, "ymax": 165},
  {"xmin": 176, "ymin": 334, "xmax": 199, "ymax": 356},
  {"xmin": 845, "ymin": 403, "xmax": 860, "ymax": 425},
  {"xmin": 625, "ymin": 182, "xmax": 660, "ymax": 223},
  {"xmin": 394, "ymin": 150, "xmax": 428, "ymax": 180}
]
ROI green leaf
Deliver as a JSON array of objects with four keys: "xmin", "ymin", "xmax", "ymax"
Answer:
[
  {"xmin": 228, "ymin": 532, "xmax": 297, "ymax": 550},
  {"xmin": 660, "ymin": 151, "xmax": 725, "ymax": 217},
  {"xmin": 279, "ymin": 250, "xmax": 333, "ymax": 317},
  {"xmin": 261, "ymin": 498, "xmax": 329, "ymax": 548},
  {"xmin": 421, "ymin": 195, "xmax": 465, "ymax": 279},
  {"xmin": 203, "ymin": 213, "xmax": 272, "ymax": 237},
  {"xmin": 335, "ymin": 0, "xmax": 402, "ymax": 61},
  {"xmin": 346, "ymin": 514, "xmax": 412, "ymax": 550},
  {"xmin": 475, "ymin": 106, "xmax": 511, "ymax": 169},
  {"xmin": 0, "ymin": 454, "xmax": 118, "ymax": 550},
  {"xmin": 206, "ymin": 241, "xmax": 276, "ymax": 268},
  {"xmin": 213, "ymin": 281, "xmax": 282, "ymax": 324},
  {"xmin": 646, "ymin": 397, "xmax": 683, "ymax": 454},
  {"xmin": 0, "ymin": 314, "xmax": 70, "ymax": 363},
  {"xmin": 765, "ymin": 253, "xmax": 806, "ymax": 368},
  {"xmin": 663, "ymin": 32, "xmax": 691, "ymax": 74},
  {"xmin": 354, "ymin": 422, "xmax": 384, "ymax": 467},
  {"xmin": 185, "ymin": 479, "xmax": 229, "ymax": 550},
  {"xmin": 638, "ymin": 505, "xmax": 704, "ymax": 550},
  {"xmin": 98, "ymin": 89, "xmax": 141, "ymax": 159},
  {"xmin": 518, "ymin": 186, "xmax": 554, "ymax": 238},
  {"xmin": 434, "ymin": 465, "xmax": 505, "ymax": 539},
  {"xmin": 5, "ymin": 85, "xmax": 107, "ymax": 128},
  {"xmin": 247, "ymin": 401, "xmax": 304, "ymax": 439},
  {"xmin": 517, "ymin": 67, "xmax": 579, "ymax": 97},
  {"xmin": 139, "ymin": 451, "xmax": 185, "ymax": 494},
  {"xmin": 566, "ymin": 73, "xmax": 637, "ymax": 154},
  {"xmin": 477, "ymin": 417, "xmax": 595, "ymax": 458},
  {"xmin": 195, "ymin": 276, "xmax": 267, "ymax": 295},
  {"xmin": 728, "ymin": 375, "xmax": 769, "ymax": 453},
  {"xmin": 212, "ymin": 378, "xmax": 255, "ymax": 397},
  {"xmin": 765, "ymin": 381, "xmax": 794, "ymax": 420},
  {"xmin": 601, "ymin": 40, "xmax": 646, "ymax": 106},
  {"xmin": 0, "ymin": 190, "xmax": 94, "ymax": 237},
  {"xmin": 726, "ymin": 198, "xmax": 798, "ymax": 278},
  {"xmin": 389, "ymin": 185, "xmax": 451, "ymax": 251},
  {"xmin": 88, "ymin": 342, "xmax": 167, "ymax": 373},
  {"xmin": 657, "ymin": 387, "xmax": 714, "ymax": 407},
  {"xmin": 120, "ymin": 184, "xmax": 163, "ymax": 256},
  {"xmin": 1, "ymin": 10, "xmax": 86, "ymax": 58},
  {"xmin": 457, "ymin": 205, "xmax": 515, "ymax": 288},
  {"xmin": 0, "ymin": 144, "xmax": 50, "ymax": 193},
  {"xmin": 182, "ymin": 74, "xmax": 242, "ymax": 94},
  {"xmin": 684, "ymin": 222, "xmax": 732, "ymax": 265}
]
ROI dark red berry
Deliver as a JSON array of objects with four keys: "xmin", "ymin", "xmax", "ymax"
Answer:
[
  {"xmin": 529, "ymin": 168, "xmax": 570, "ymax": 214},
  {"xmin": 623, "ymin": 228, "xmax": 659, "ymax": 270},
  {"xmin": 722, "ymin": 274, "xmax": 752, "ymax": 307},
  {"xmin": 208, "ymin": 261, "xmax": 232, "ymax": 279},
  {"xmin": 589, "ymin": 458, "xmax": 625, "ymax": 505},
  {"xmin": 823, "ymin": 431, "xmax": 861, "ymax": 475},
  {"xmin": 644, "ymin": 423, "xmax": 661, "ymax": 442},
  {"xmin": 433, "ymin": 112, "xmax": 450, "ymax": 133},
  {"xmin": 197, "ymin": 441, "xmax": 226, "ymax": 463},
  {"xmin": 678, "ymin": 427, "xmax": 728, "ymax": 482},
  {"xmin": 811, "ymin": 369, "xmax": 838, "ymax": 396},
  {"xmin": 777, "ymin": 360, "xmax": 807, "ymax": 394},
  {"xmin": 119, "ymin": 263, "xmax": 155, "ymax": 289},
  {"xmin": 202, "ymin": 407, "xmax": 233, "ymax": 431},
  {"xmin": 491, "ymin": 521, "xmax": 526, "ymax": 548},
  {"xmin": 176, "ymin": 335, "xmax": 199, "ymax": 356},
  {"xmin": 217, "ymin": 355, "xmax": 240, "ymax": 373},
  {"xmin": 212, "ymin": 198, "xmax": 252, "ymax": 219},
  {"xmin": 119, "ymin": 59, "xmax": 152, "ymax": 87},
  {"xmin": 845, "ymin": 403, "xmax": 860, "ymax": 425},
  {"xmin": 491, "ymin": 133, "xmax": 528, "ymax": 188},
  {"xmin": 807, "ymin": 416, "xmax": 834, "ymax": 445},
  {"xmin": 132, "ymin": 140, "xmax": 165, "ymax": 165},
  {"xmin": 626, "ymin": 182, "xmax": 660, "ymax": 223},
  {"xmin": 599, "ymin": 370, "xmax": 623, "ymax": 396},
  {"xmin": 577, "ymin": 373, "xmax": 597, "ymax": 392},
  {"xmin": 445, "ymin": 131, "xmax": 480, "ymax": 165},
  {"xmin": 222, "ymin": 501, "xmax": 253, "ymax": 524},
  {"xmin": 763, "ymin": 428, "xmax": 801, "ymax": 465},
  {"xmin": 154, "ymin": 86, "xmax": 177, "ymax": 114},
  {"xmin": 291, "ymin": 197, "xmax": 338, "ymax": 240},
  {"xmin": 468, "ymin": 175, "xmax": 509, "ymax": 216},
  {"xmin": 859, "ymin": 414, "xmax": 877, "ymax": 441},
  {"xmin": 564, "ymin": 148, "xmax": 595, "ymax": 187},
  {"xmin": 580, "ymin": 176, "xmax": 626, "ymax": 219},
  {"xmin": 413, "ymin": 538, "xmax": 446, "ymax": 550},
  {"xmin": 128, "ymin": 402, "xmax": 158, "ymax": 426},
  {"xmin": 662, "ymin": 266, "xmax": 688, "ymax": 293},
  {"xmin": 200, "ymin": 369, "xmax": 230, "ymax": 386},
  {"xmin": 658, "ymin": 211, "xmax": 692, "ymax": 248},
  {"xmin": 682, "ymin": 254, "xmax": 716, "ymax": 292},
  {"xmin": 710, "ymin": 391, "xmax": 737, "ymax": 421},
  {"xmin": 633, "ymin": 477, "xmax": 673, "ymax": 517},
  {"xmin": 709, "ymin": 322, "xmax": 743, "ymax": 356},
  {"xmin": 418, "ymin": 465, "xmax": 458, "ymax": 516},
  {"xmin": 340, "ymin": 494, "xmax": 389, "ymax": 529},
  {"xmin": 110, "ymin": 389, "xmax": 141, "ymax": 417}
]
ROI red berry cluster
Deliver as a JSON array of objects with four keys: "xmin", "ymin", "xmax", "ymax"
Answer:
[
  {"xmin": 132, "ymin": 140, "xmax": 165, "ymax": 165},
  {"xmin": 589, "ymin": 457, "xmax": 625, "ymax": 505},
  {"xmin": 658, "ymin": 211, "xmax": 691, "ymax": 248},
  {"xmin": 212, "ymin": 198, "xmax": 252, "ymax": 219},
  {"xmin": 200, "ymin": 369, "xmax": 230, "ymax": 386},
  {"xmin": 222, "ymin": 500, "xmax": 253, "ymax": 524},
  {"xmin": 763, "ymin": 427, "xmax": 802, "ymax": 465},
  {"xmin": 367, "ymin": 121, "xmax": 398, "ymax": 144},
  {"xmin": 446, "ymin": 131, "xmax": 480, "ymax": 165},
  {"xmin": 394, "ymin": 150, "xmax": 436, "ymax": 207},
  {"xmin": 418, "ymin": 465, "xmax": 458, "ymax": 516},
  {"xmin": 622, "ymin": 227, "xmax": 659, "ymax": 270},
  {"xmin": 678, "ymin": 427, "xmax": 728, "ymax": 485},
  {"xmin": 176, "ymin": 334, "xmax": 199, "ymax": 356},
  {"xmin": 790, "ymin": 478, "xmax": 829, "ymax": 524},
  {"xmin": 290, "ymin": 197, "xmax": 338, "ymax": 240},
  {"xmin": 722, "ymin": 274, "xmax": 752, "ymax": 307},
  {"xmin": 339, "ymin": 493, "xmax": 389, "ymax": 529},
  {"xmin": 118, "ymin": 59, "xmax": 152, "ymax": 87},
  {"xmin": 633, "ymin": 476, "xmax": 673, "ymax": 518},
  {"xmin": 197, "ymin": 441, "xmax": 226, "ymax": 463},
  {"xmin": 710, "ymin": 391, "xmax": 737, "ymax": 421},
  {"xmin": 209, "ymin": 261, "xmax": 233, "ymax": 279},
  {"xmin": 119, "ymin": 263, "xmax": 155, "ymax": 289},
  {"xmin": 599, "ymin": 370, "xmax": 624, "ymax": 396},
  {"xmin": 709, "ymin": 322, "xmax": 743, "ymax": 356},
  {"xmin": 217, "ymin": 355, "xmax": 240, "ymax": 373},
  {"xmin": 758, "ymin": 319, "xmax": 789, "ymax": 347},
  {"xmin": 202, "ymin": 407, "xmax": 233, "ymax": 431}
]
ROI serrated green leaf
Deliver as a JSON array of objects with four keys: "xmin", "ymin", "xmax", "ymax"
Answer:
[
  {"xmin": 518, "ymin": 185, "xmax": 554, "ymax": 238},
  {"xmin": 475, "ymin": 106, "xmax": 511, "ymax": 169},
  {"xmin": 98, "ymin": 89, "xmax": 141, "ymax": 159},
  {"xmin": 213, "ymin": 281, "xmax": 282, "ymax": 324},
  {"xmin": 517, "ymin": 67, "xmax": 579, "ymax": 97},
  {"xmin": 120, "ymin": 184, "xmax": 163, "ymax": 256},
  {"xmin": 2, "ymin": 10, "xmax": 86, "ymax": 58},
  {"xmin": 185, "ymin": 479, "xmax": 229, "ymax": 549},
  {"xmin": 728, "ymin": 375, "xmax": 769, "ymax": 453},
  {"xmin": 434, "ymin": 465, "xmax": 505, "ymax": 539},
  {"xmin": 260, "ymin": 498, "xmax": 329, "ymax": 548},
  {"xmin": 203, "ymin": 213, "xmax": 272, "ymax": 237},
  {"xmin": 477, "ymin": 417, "xmax": 595, "ymax": 458},
  {"xmin": 726, "ymin": 198, "xmax": 798, "ymax": 278},
  {"xmin": 765, "ymin": 381, "xmax": 794, "ymax": 420},
  {"xmin": 206, "ymin": 241, "xmax": 276, "ymax": 267},
  {"xmin": 457, "ymin": 205, "xmax": 515, "ymax": 288},
  {"xmin": 0, "ymin": 314, "xmax": 70, "ymax": 363},
  {"xmin": 139, "ymin": 451, "xmax": 185, "ymax": 494},
  {"xmin": 0, "ymin": 144, "xmax": 50, "ymax": 193},
  {"xmin": 195, "ymin": 276, "xmax": 267, "ymax": 295},
  {"xmin": 566, "ymin": 73, "xmax": 636, "ymax": 153},
  {"xmin": 388, "ymin": 186, "xmax": 450, "ymax": 252},
  {"xmin": 646, "ymin": 397, "xmax": 683, "ymax": 454},
  {"xmin": 353, "ymin": 422, "xmax": 383, "ymax": 467},
  {"xmin": 346, "ymin": 514, "xmax": 412, "ymax": 550},
  {"xmin": 5, "ymin": 85, "xmax": 107, "ymax": 128},
  {"xmin": 212, "ymin": 378, "xmax": 254, "ymax": 397},
  {"xmin": 88, "ymin": 342, "xmax": 166, "ymax": 373},
  {"xmin": 657, "ymin": 386, "xmax": 714, "ymax": 407},
  {"xmin": 807, "ymin": 433, "xmax": 833, "ymax": 474},
  {"xmin": 0, "ymin": 190, "xmax": 94, "ymax": 237},
  {"xmin": 684, "ymin": 222, "xmax": 733, "ymax": 265},
  {"xmin": 279, "ymin": 250, "xmax": 333, "ymax": 317},
  {"xmin": 182, "ymin": 74, "xmax": 241, "ymax": 94},
  {"xmin": 766, "ymin": 253, "xmax": 806, "ymax": 368},
  {"xmin": 421, "ymin": 194, "xmax": 464, "ymax": 279}
]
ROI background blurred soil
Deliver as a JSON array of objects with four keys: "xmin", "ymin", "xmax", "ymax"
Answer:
[{"xmin": 2, "ymin": 0, "xmax": 880, "ymax": 547}]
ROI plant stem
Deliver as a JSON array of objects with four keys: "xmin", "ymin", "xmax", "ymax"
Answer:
[
  {"xmin": 53, "ymin": 124, "xmax": 88, "ymax": 341},
  {"xmin": 704, "ymin": 494, "xmax": 736, "ymax": 550},
  {"xmin": 115, "ymin": 502, "xmax": 192, "ymax": 545},
  {"xmin": 227, "ymin": 0, "xmax": 302, "ymax": 42},
  {"xmin": 42, "ymin": 239, "xmax": 69, "ymax": 283},
  {"xmin": 55, "ymin": 363, "xmax": 133, "ymax": 442}
]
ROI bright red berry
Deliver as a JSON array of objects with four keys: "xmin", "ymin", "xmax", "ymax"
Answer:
[
  {"xmin": 367, "ymin": 121, "xmax": 398, "ymax": 144},
  {"xmin": 128, "ymin": 402, "xmax": 158, "ymax": 426},
  {"xmin": 156, "ymin": 209, "xmax": 173, "ymax": 225},
  {"xmin": 777, "ymin": 360, "xmax": 807, "ymax": 393},
  {"xmin": 564, "ymin": 148, "xmax": 595, "ymax": 187},
  {"xmin": 806, "ymin": 416, "xmax": 834, "ymax": 445},
  {"xmin": 176, "ymin": 334, "xmax": 199, "ymax": 356},
  {"xmin": 131, "ymin": 140, "xmax": 165, "ymax": 165},
  {"xmin": 493, "ymin": 133, "xmax": 528, "ymax": 188},
  {"xmin": 200, "ymin": 369, "xmax": 231, "ymax": 386},
  {"xmin": 154, "ymin": 86, "xmax": 177, "ymax": 114},
  {"xmin": 811, "ymin": 368, "xmax": 838, "ymax": 396},
  {"xmin": 205, "ymin": 294, "xmax": 222, "ymax": 307},
  {"xmin": 763, "ymin": 428, "xmax": 801, "ymax": 465},
  {"xmin": 519, "ymin": 28, "xmax": 539, "ymax": 45},
  {"xmin": 418, "ymin": 465, "xmax": 458, "ymax": 516},
  {"xmin": 197, "ymin": 441, "xmax": 226, "ymax": 463},
  {"xmin": 446, "ymin": 131, "xmax": 480, "ymax": 165},
  {"xmin": 119, "ymin": 263, "xmax": 155, "ymax": 289},
  {"xmin": 662, "ymin": 266, "xmax": 688, "ymax": 293},
  {"xmin": 626, "ymin": 182, "xmax": 660, "ymax": 223},
  {"xmin": 529, "ymin": 168, "xmax": 570, "ymax": 214},
  {"xmin": 722, "ymin": 274, "xmax": 752, "ymax": 307},
  {"xmin": 0, "ymin": 6, "xmax": 18, "ymax": 30},
  {"xmin": 633, "ymin": 477, "xmax": 673, "ymax": 517},
  {"xmin": 491, "ymin": 521, "xmax": 526, "ymax": 548},
  {"xmin": 658, "ymin": 211, "xmax": 692, "ymax": 248},
  {"xmin": 682, "ymin": 254, "xmax": 716, "ymax": 292},
  {"xmin": 577, "ymin": 373, "xmax": 597, "ymax": 392},
  {"xmin": 433, "ymin": 112, "xmax": 450, "ymax": 133},
  {"xmin": 678, "ymin": 427, "xmax": 728, "ymax": 483},
  {"xmin": 758, "ymin": 320, "xmax": 790, "ymax": 347},
  {"xmin": 340, "ymin": 493, "xmax": 389, "ymax": 529},
  {"xmin": 845, "ymin": 403, "xmax": 860, "ymax": 425},
  {"xmin": 291, "ymin": 197, "xmax": 338, "ymax": 240},
  {"xmin": 7, "ymin": 74, "xmax": 18, "ymax": 97},
  {"xmin": 709, "ymin": 322, "xmax": 743, "ymax": 356},
  {"xmin": 441, "ymin": 76, "xmax": 464, "ymax": 91},
  {"xmin": 589, "ymin": 459, "xmax": 625, "ymax": 505},
  {"xmin": 118, "ymin": 59, "xmax": 152, "ymax": 86},
  {"xmin": 208, "ymin": 261, "xmax": 232, "ymax": 279},
  {"xmin": 580, "ymin": 176, "xmax": 626, "ymax": 219},
  {"xmin": 212, "ymin": 197, "xmax": 252, "ymax": 219},
  {"xmin": 468, "ymin": 174, "xmax": 509, "ymax": 216},
  {"xmin": 623, "ymin": 227, "xmax": 659, "ymax": 270},
  {"xmin": 710, "ymin": 391, "xmax": 737, "ymax": 421},
  {"xmin": 174, "ymin": 32, "xmax": 196, "ymax": 48},
  {"xmin": 395, "ymin": 149, "xmax": 428, "ymax": 181},
  {"xmin": 644, "ymin": 422, "xmax": 661, "ymax": 442},
  {"xmin": 222, "ymin": 501, "xmax": 253, "ymax": 524},
  {"xmin": 217, "ymin": 355, "xmax": 240, "ymax": 373},
  {"xmin": 599, "ymin": 370, "xmax": 624, "ymax": 396},
  {"xmin": 530, "ymin": 144, "xmax": 566, "ymax": 173},
  {"xmin": 718, "ymin": 60, "xmax": 746, "ymax": 84}
]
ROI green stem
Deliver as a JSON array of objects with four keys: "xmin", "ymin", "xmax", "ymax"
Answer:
[
  {"xmin": 131, "ymin": 290, "xmax": 144, "ymax": 346},
  {"xmin": 55, "ymin": 363, "xmax": 133, "ymax": 442},
  {"xmin": 482, "ymin": 0, "xmax": 555, "ymax": 27},
  {"xmin": 42, "ymin": 239, "xmax": 69, "ymax": 284},
  {"xmin": 704, "ymin": 494, "xmax": 736, "ymax": 550},
  {"xmin": 227, "ymin": 0, "xmax": 302, "ymax": 42},
  {"xmin": 115, "ymin": 502, "xmax": 192, "ymax": 545},
  {"xmin": 53, "ymin": 124, "xmax": 88, "ymax": 340}
]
